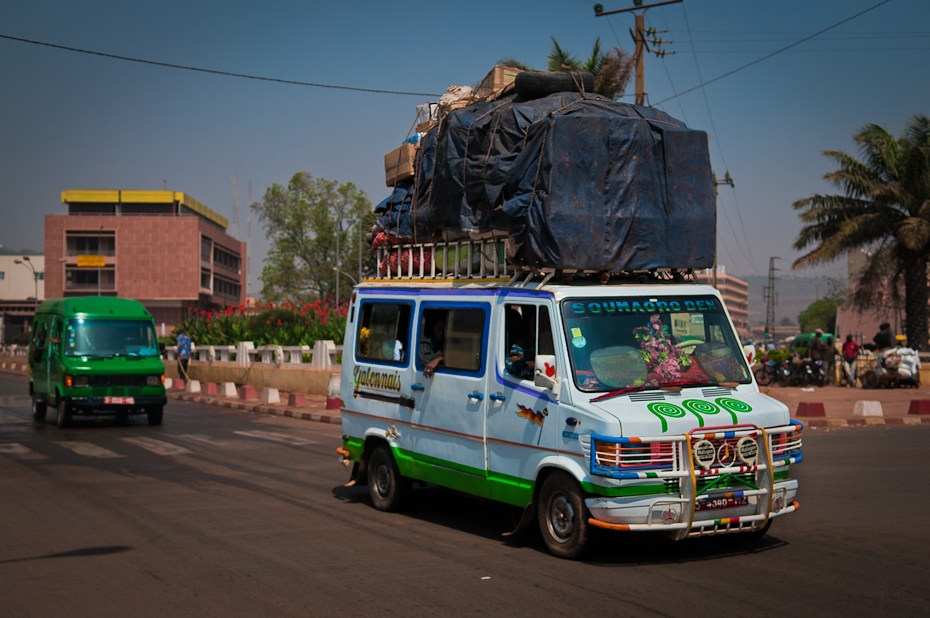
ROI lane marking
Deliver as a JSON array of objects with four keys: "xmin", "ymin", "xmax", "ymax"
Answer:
[
  {"xmin": 120, "ymin": 437, "xmax": 192, "ymax": 456},
  {"xmin": 56, "ymin": 441, "xmax": 125, "ymax": 458},
  {"xmin": 233, "ymin": 430, "xmax": 318, "ymax": 446},
  {"xmin": 0, "ymin": 442, "xmax": 47, "ymax": 460}
]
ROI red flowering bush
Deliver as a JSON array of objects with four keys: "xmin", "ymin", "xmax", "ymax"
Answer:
[{"xmin": 171, "ymin": 298, "xmax": 348, "ymax": 346}]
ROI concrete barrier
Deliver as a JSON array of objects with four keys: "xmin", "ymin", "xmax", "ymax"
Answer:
[
  {"xmin": 185, "ymin": 380, "xmax": 201, "ymax": 394},
  {"xmin": 260, "ymin": 388, "xmax": 280, "ymax": 404},
  {"xmin": 239, "ymin": 385, "xmax": 258, "ymax": 400},
  {"xmin": 173, "ymin": 379, "xmax": 186, "ymax": 391},
  {"xmin": 202, "ymin": 382, "xmax": 219, "ymax": 396},
  {"xmin": 796, "ymin": 402, "xmax": 826, "ymax": 417},
  {"xmin": 288, "ymin": 392, "xmax": 307, "ymax": 407},
  {"xmin": 220, "ymin": 382, "xmax": 238, "ymax": 398},
  {"xmin": 908, "ymin": 400, "xmax": 930, "ymax": 415},
  {"xmin": 853, "ymin": 400, "xmax": 883, "ymax": 417}
]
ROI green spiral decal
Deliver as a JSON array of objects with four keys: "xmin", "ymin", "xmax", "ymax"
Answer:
[
  {"xmin": 715, "ymin": 397, "xmax": 753, "ymax": 423},
  {"xmin": 681, "ymin": 399, "xmax": 721, "ymax": 427},
  {"xmin": 647, "ymin": 402, "xmax": 686, "ymax": 433}
]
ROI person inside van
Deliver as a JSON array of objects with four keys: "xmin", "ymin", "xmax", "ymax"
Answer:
[
  {"xmin": 420, "ymin": 318, "xmax": 445, "ymax": 378},
  {"xmin": 505, "ymin": 306, "xmax": 537, "ymax": 380}
]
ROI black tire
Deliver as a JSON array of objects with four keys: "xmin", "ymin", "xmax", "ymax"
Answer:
[
  {"xmin": 147, "ymin": 406, "xmax": 163, "ymax": 426},
  {"xmin": 861, "ymin": 370, "xmax": 879, "ymax": 389},
  {"xmin": 367, "ymin": 444, "xmax": 410, "ymax": 512},
  {"xmin": 56, "ymin": 397, "xmax": 72, "ymax": 429},
  {"xmin": 115, "ymin": 411, "xmax": 129, "ymax": 425},
  {"xmin": 514, "ymin": 71, "xmax": 595, "ymax": 99},
  {"xmin": 32, "ymin": 393, "xmax": 47, "ymax": 421},
  {"xmin": 754, "ymin": 366, "xmax": 773, "ymax": 387},
  {"xmin": 537, "ymin": 472, "xmax": 591, "ymax": 560}
]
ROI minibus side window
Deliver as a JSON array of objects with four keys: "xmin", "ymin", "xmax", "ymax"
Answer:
[
  {"xmin": 356, "ymin": 302, "xmax": 411, "ymax": 364},
  {"xmin": 504, "ymin": 304, "xmax": 555, "ymax": 381},
  {"xmin": 418, "ymin": 307, "xmax": 486, "ymax": 374}
]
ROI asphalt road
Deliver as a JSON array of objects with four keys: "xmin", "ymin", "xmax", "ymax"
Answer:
[{"xmin": 1, "ymin": 374, "xmax": 928, "ymax": 617}]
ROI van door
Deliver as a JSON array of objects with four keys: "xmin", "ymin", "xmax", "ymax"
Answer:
[
  {"xmin": 411, "ymin": 301, "xmax": 491, "ymax": 479},
  {"xmin": 47, "ymin": 316, "xmax": 63, "ymax": 399},
  {"xmin": 30, "ymin": 317, "xmax": 49, "ymax": 397},
  {"xmin": 486, "ymin": 299, "xmax": 562, "ymax": 501}
]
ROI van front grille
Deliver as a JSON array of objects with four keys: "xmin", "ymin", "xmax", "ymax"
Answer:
[{"xmin": 87, "ymin": 375, "xmax": 148, "ymax": 387}]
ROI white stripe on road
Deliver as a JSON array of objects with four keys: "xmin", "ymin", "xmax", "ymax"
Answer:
[
  {"xmin": 56, "ymin": 441, "xmax": 125, "ymax": 458},
  {"xmin": 0, "ymin": 443, "xmax": 47, "ymax": 460},
  {"xmin": 233, "ymin": 430, "xmax": 318, "ymax": 446},
  {"xmin": 120, "ymin": 437, "xmax": 192, "ymax": 456}
]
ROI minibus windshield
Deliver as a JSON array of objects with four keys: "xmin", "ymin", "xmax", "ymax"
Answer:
[
  {"xmin": 65, "ymin": 319, "xmax": 159, "ymax": 358},
  {"xmin": 560, "ymin": 296, "xmax": 751, "ymax": 392}
]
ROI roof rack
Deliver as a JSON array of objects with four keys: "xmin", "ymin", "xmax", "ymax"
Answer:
[{"xmin": 373, "ymin": 236, "xmax": 513, "ymax": 281}]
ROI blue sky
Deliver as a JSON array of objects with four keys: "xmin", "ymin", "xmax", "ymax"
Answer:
[{"xmin": 1, "ymin": 0, "xmax": 926, "ymax": 296}]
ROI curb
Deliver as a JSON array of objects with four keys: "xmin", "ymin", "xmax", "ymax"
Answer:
[{"xmin": 168, "ymin": 392, "xmax": 341, "ymax": 425}]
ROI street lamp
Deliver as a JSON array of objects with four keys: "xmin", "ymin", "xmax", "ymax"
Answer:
[
  {"xmin": 332, "ymin": 266, "xmax": 358, "ymax": 287},
  {"xmin": 13, "ymin": 257, "xmax": 38, "ymax": 311}
]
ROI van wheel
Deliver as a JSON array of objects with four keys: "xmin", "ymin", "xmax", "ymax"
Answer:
[
  {"xmin": 32, "ymin": 393, "xmax": 47, "ymax": 421},
  {"xmin": 537, "ymin": 472, "xmax": 591, "ymax": 559},
  {"xmin": 57, "ymin": 398, "xmax": 72, "ymax": 429},
  {"xmin": 367, "ymin": 444, "xmax": 410, "ymax": 512},
  {"xmin": 147, "ymin": 406, "xmax": 164, "ymax": 426}
]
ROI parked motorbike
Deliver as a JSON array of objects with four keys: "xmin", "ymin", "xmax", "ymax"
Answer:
[{"xmin": 861, "ymin": 348, "xmax": 921, "ymax": 389}]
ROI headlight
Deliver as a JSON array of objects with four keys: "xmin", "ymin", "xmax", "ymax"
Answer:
[
  {"xmin": 146, "ymin": 375, "xmax": 164, "ymax": 386},
  {"xmin": 72, "ymin": 376, "xmax": 89, "ymax": 387}
]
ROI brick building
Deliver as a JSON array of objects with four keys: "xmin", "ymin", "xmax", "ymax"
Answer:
[
  {"xmin": 45, "ymin": 190, "xmax": 245, "ymax": 328},
  {"xmin": 694, "ymin": 265, "xmax": 750, "ymax": 340}
]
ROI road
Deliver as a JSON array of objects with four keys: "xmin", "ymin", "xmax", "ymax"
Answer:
[{"xmin": 1, "ymin": 374, "xmax": 928, "ymax": 617}]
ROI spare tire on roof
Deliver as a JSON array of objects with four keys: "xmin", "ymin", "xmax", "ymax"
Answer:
[{"xmin": 514, "ymin": 71, "xmax": 596, "ymax": 99}]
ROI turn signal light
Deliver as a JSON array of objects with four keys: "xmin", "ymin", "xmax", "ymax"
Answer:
[{"xmin": 64, "ymin": 375, "xmax": 73, "ymax": 387}]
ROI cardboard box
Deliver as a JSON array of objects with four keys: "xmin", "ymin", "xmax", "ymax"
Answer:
[
  {"xmin": 416, "ymin": 119, "xmax": 438, "ymax": 134},
  {"xmin": 477, "ymin": 65, "xmax": 522, "ymax": 97},
  {"xmin": 384, "ymin": 143, "xmax": 416, "ymax": 186}
]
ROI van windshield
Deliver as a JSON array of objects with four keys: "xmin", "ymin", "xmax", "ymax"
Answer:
[
  {"xmin": 65, "ymin": 319, "xmax": 159, "ymax": 358},
  {"xmin": 560, "ymin": 296, "xmax": 751, "ymax": 392}
]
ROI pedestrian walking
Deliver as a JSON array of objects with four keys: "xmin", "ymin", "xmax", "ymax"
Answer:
[
  {"xmin": 841, "ymin": 334, "xmax": 860, "ymax": 387},
  {"xmin": 176, "ymin": 330, "xmax": 192, "ymax": 379}
]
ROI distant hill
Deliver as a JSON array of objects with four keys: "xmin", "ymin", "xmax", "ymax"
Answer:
[
  {"xmin": 745, "ymin": 274, "xmax": 839, "ymax": 328},
  {"xmin": 0, "ymin": 247, "xmax": 41, "ymax": 255}
]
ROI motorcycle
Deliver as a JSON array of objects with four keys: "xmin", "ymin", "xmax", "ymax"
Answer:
[{"xmin": 861, "ymin": 347, "xmax": 921, "ymax": 389}]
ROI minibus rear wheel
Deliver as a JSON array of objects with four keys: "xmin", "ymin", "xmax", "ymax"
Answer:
[
  {"xmin": 32, "ymin": 393, "xmax": 47, "ymax": 421},
  {"xmin": 367, "ymin": 444, "xmax": 410, "ymax": 512},
  {"xmin": 147, "ymin": 406, "xmax": 164, "ymax": 426},
  {"xmin": 538, "ymin": 472, "xmax": 591, "ymax": 559}
]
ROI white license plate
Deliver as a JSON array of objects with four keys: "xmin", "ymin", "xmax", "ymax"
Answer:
[
  {"xmin": 696, "ymin": 496, "xmax": 749, "ymax": 511},
  {"xmin": 104, "ymin": 396, "xmax": 135, "ymax": 405}
]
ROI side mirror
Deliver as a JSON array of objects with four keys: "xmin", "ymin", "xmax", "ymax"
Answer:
[
  {"xmin": 743, "ymin": 344, "xmax": 755, "ymax": 365},
  {"xmin": 534, "ymin": 354, "xmax": 558, "ymax": 390}
]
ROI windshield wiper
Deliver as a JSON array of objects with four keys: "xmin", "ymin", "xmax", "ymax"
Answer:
[{"xmin": 590, "ymin": 385, "xmax": 648, "ymax": 403}]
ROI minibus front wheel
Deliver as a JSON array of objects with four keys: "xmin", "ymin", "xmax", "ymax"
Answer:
[
  {"xmin": 538, "ymin": 472, "xmax": 591, "ymax": 560},
  {"xmin": 57, "ymin": 398, "xmax": 72, "ymax": 429},
  {"xmin": 147, "ymin": 406, "xmax": 164, "ymax": 426}
]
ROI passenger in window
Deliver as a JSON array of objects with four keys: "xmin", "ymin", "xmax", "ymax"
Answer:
[
  {"xmin": 505, "ymin": 306, "xmax": 536, "ymax": 380},
  {"xmin": 420, "ymin": 318, "xmax": 445, "ymax": 378},
  {"xmin": 505, "ymin": 343, "xmax": 535, "ymax": 380}
]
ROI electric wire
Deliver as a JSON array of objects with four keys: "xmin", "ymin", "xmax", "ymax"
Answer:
[
  {"xmin": 681, "ymin": 3, "xmax": 759, "ymax": 275},
  {"xmin": 654, "ymin": 0, "xmax": 895, "ymax": 105},
  {"xmin": 0, "ymin": 33, "xmax": 441, "ymax": 98}
]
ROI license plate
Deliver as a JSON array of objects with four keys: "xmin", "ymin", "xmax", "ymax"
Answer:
[
  {"xmin": 104, "ymin": 396, "xmax": 135, "ymax": 405},
  {"xmin": 696, "ymin": 496, "xmax": 749, "ymax": 511}
]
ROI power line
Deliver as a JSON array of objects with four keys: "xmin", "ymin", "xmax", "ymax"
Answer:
[
  {"xmin": 0, "ymin": 33, "xmax": 441, "ymax": 98},
  {"xmin": 654, "ymin": 0, "xmax": 895, "ymax": 105},
  {"xmin": 681, "ymin": 3, "xmax": 759, "ymax": 274}
]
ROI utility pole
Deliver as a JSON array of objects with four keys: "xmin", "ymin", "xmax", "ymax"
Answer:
[
  {"xmin": 594, "ymin": 0, "xmax": 680, "ymax": 106},
  {"xmin": 711, "ymin": 171, "xmax": 735, "ymax": 288},
  {"xmin": 763, "ymin": 257, "xmax": 781, "ymax": 345}
]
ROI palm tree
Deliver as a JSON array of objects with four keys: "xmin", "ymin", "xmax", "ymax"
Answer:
[
  {"xmin": 498, "ymin": 37, "xmax": 632, "ymax": 100},
  {"xmin": 792, "ymin": 114, "xmax": 930, "ymax": 351}
]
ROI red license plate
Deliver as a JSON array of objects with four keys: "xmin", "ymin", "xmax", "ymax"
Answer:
[
  {"xmin": 696, "ymin": 496, "xmax": 750, "ymax": 511},
  {"xmin": 104, "ymin": 396, "xmax": 135, "ymax": 405}
]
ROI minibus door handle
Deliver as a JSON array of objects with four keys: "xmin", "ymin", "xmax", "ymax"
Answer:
[
  {"xmin": 467, "ymin": 391, "xmax": 484, "ymax": 402},
  {"xmin": 411, "ymin": 383, "xmax": 425, "ymax": 392}
]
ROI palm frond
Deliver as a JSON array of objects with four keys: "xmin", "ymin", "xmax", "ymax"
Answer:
[
  {"xmin": 894, "ymin": 216, "xmax": 930, "ymax": 253},
  {"xmin": 547, "ymin": 37, "xmax": 581, "ymax": 71},
  {"xmin": 497, "ymin": 57, "xmax": 534, "ymax": 72},
  {"xmin": 583, "ymin": 37, "xmax": 604, "ymax": 73},
  {"xmin": 593, "ymin": 47, "xmax": 632, "ymax": 99}
]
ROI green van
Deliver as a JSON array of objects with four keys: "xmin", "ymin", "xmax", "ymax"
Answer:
[{"xmin": 28, "ymin": 297, "xmax": 168, "ymax": 427}]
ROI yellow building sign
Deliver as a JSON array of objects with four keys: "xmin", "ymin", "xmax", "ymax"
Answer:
[{"xmin": 76, "ymin": 255, "xmax": 106, "ymax": 267}]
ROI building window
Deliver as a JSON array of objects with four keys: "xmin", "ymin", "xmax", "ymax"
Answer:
[
  {"xmin": 213, "ymin": 245, "xmax": 241, "ymax": 273},
  {"xmin": 35, "ymin": 272, "xmax": 44, "ymax": 281},
  {"xmin": 212, "ymin": 275, "xmax": 240, "ymax": 299},
  {"xmin": 0, "ymin": 271, "xmax": 5, "ymax": 280},
  {"xmin": 66, "ymin": 233, "xmax": 115, "ymax": 256},
  {"xmin": 65, "ymin": 268, "xmax": 115, "ymax": 291},
  {"xmin": 201, "ymin": 237, "xmax": 212, "ymax": 263},
  {"xmin": 200, "ymin": 269, "xmax": 212, "ymax": 291}
]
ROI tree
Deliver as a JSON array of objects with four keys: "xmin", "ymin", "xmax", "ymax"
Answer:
[
  {"xmin": 250, "ymin": 172, "xmax": 374, "ymax": 303},
  {"xmin": 498, "ymin": 36, "xmax": 633, "ymax": 100},
  {"xmin": 798, "ymin": 298, "xmax": 837, "ymax": 334},
  {"xmin": 792, "ymin": 115, "xmax": 930, "ymax": 351},
  {"xmin": 779, "ymin": 316, "xmax": 794, "ymax": 326}
]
